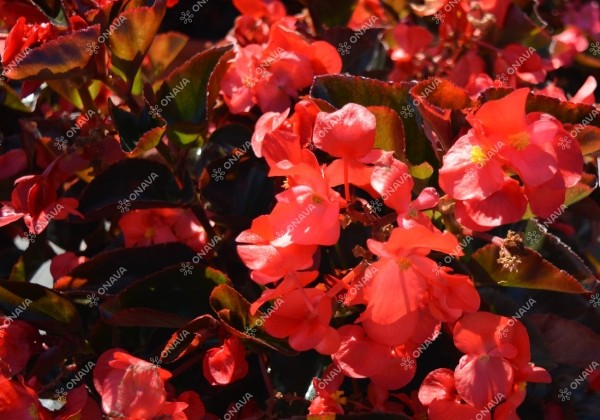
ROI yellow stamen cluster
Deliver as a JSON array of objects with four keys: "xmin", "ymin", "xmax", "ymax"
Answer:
[{"xmin": 507, "ymin": 131, "xmax": 531, "ymax": 151}]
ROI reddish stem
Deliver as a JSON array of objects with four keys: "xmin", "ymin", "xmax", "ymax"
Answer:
[{"xmin": 344, "ymin": 159, "xmax": 350, "ymax": 202}]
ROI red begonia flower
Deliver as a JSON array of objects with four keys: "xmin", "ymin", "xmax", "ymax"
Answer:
[
  {"xmin": 93, "ymin": 349, "xmax": 173, "ymax": 418},
  {"xmin": 203, "ymin": 336, "xmax": 248, "ymax": 386},
  {"xmin": 236, "ymin": 215, "xmax": 318, "ymax": 284},
  {"xmin": 389, "ymin": 24, "xmax": 433, "ymax": 63},
  {"xmin": 119, "ymin": 208, "xmax": 208, "ymax": 253},
  {"xmin": 0, "ymin": 157, "xmax": 82, "ymax": 233},
  {"xmin": 264, "ymin": 288, "xmax": 340, "ymax": 354},
  {"xmin": 0, "ymin": 319, "xmax": 41, "ymax": 377},
  {"xmin": 0, "ymin": 377, "xmax": 50, "ymax": 419},
  {"xmin": 313, "ymin": 104, "xmax": 376, "ymax": 160}
]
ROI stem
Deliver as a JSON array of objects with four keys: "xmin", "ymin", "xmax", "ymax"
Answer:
[
  {"xmin": 190, "ymin": 200, "xmax": 219, "ymax": 245},
  {"xmin": 260, "ymin": 355, "xmax": 276, "ymax": 417},
  {"xmin": 78, "ymin": 84, "xmax": 97, "ymax": 113},
  {"xmin": 170, "ymin": 352, "xmax": 204, "ymax": 378},
  {"xmin": 343, "ymin": 159, "xmax": 350, "ymax": 202}
]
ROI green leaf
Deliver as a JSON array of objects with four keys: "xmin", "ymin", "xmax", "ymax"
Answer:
[
  {"xmin": 410, "ymin": 162, "xmax": 434, "ymax": 180},
  {"xmin": 27, "ymin": 0, "xmax": 67, "ymax": 26},
  {"xmin": 210, "ymin": 284, "xmax": 296, "ymax": 355},
  {"xmin": 77, "ymin": 158, "xmax": 194, "ymax": 219},
  {"xmin": 572, "ymin": 125, "xmax": 600, "ymax": 156},
  {"xmin": 108, "ymin": 0, "xmax": 167, "ymax": 83},
  {"xmin": 469, "ymin": 244, "xmax": 590, "ymax": 293},
  {"xmin": 0, "ymin": 84, "xmax": 33, "ymax": 112},
  {"xmin": 159, "ymin": 314, "xmax": 220, "ymax": 364},
  {"xmin": 310, "ymin": 75, "xmax": 435, "ymax": 165},
  {"xmin": 526, "ymin": 93, "xmax": 600, "ymax": 128},
  {"xmin": 108, "ymin": 263, "xmax": 230, "ymax": 322},
  {"xmin": 155, "ymin": 44, "xmax": 233, "ymax": 144},
  {"xmin": 143, "ymin": 32, "xmax": 189, "ymax": 81},
  {"xmin": 368, "ymin": 106, "xmax": 406, "ymax": 161},
  {"xmin": 108, "ymin": 99, "xmax": 164, "ymax": 156},
  {"xmin": 523, "ymin": 221, "xmax": 598, "ymax": 292},
  {"xmin": 3, "ymin": 25, "xmax": 100, "ymax": 81},
  {"xmin": 0, "ymin": 282, "xmax": 80, "ymax": 333},
  {"xmin": 564, "ymin": 173, "xmax": 597, "ymax": 206}
]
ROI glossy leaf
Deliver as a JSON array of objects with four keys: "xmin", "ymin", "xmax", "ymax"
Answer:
[
  {"xmin": 108, "ymin": 263, "xmax": 230, "ymax": 321},
  {"xmin": 155, "ymin": 44, "xmax": 233, "ymax": 144},
  {"xmin": 0, "ymin": 281, "xmax": 80, "ymax": 333},
  {"xmin": 410, "ymin": 78, "xmax": 472, "ymax": 152},
  {"xmin": 368, "ymin": 105, "xmax": 406, "ymax": 161},
  {"xmin": 77, "ymin": 158, "xmax": 194, "ymax": 218},
  {"xmin": 55, "ymin": 243, "xmax": 197, "ymax": 292},
  {"xmin": 108, "ymin": 99, "xmax": 164, "ymax": 156},
  {"xmin": 469, "ymin": 244, "xmax": 590, "ymax": 293},
  {"xmin": 108, "ymin": 0, "xmax": 167, "ymax": 83},
  {"xmin": 3, "ymin": 25, "xmax": 100, "ymax": 81},
  {"xmin": 159, "ymin": 314, "xmax": 220, "ymax": 364},
  {"xmin": 573, "ymin": 125, "xmax": 600, "ymax": 156},
  {"xmin": 210, "ymin": 284, "xmax": 296, "ymax": 355},
  {"xmin": 529, "ymin": 314, "xmax": 600, "ymax": 368},
  {"xmin": 143, "ymin": 32, "xmax": 189, "ymax": 81},
  {"xmin": 0, "ymin": 85, "xmax": 33, "ymax": 112},
  {"xmin": 523, "ymin": 220, "xmax": 598, "ymax": 292}
]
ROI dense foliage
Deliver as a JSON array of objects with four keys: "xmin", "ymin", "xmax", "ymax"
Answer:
[{"xmin": 0, "ymin": 0, "xmax": 599, "ymax": 418}]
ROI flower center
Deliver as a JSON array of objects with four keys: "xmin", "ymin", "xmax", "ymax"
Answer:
[
  {"xmin": 144, "ymin": 228, "xmax": 154, "ymax": 239},
  {"xmin": 397, "ymin": 258, "xmax": 411, "ymax": 271},
  {"xmin": 311, "ymin": 194, "xmax": 323, "ymax": 205},
  {"xmin": 331, "ymin": 390, "xmax": 347, "ymax": 405},
  {"xmin": 478, "ymin": 354, "xmax": 490, "ymax": 362},
  {"xmin": 470, "ymin": 145, "xmax": 488, "ymax": 164},
  {"xmin": 507, "ymin": 131, "xmax": 530, "ymax": 151}
]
